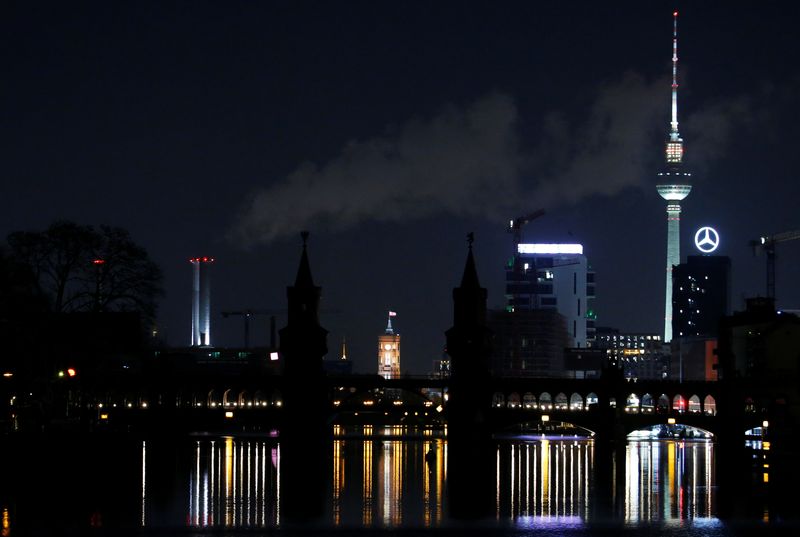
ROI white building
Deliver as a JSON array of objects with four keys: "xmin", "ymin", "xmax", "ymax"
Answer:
[{"xmin": 505, "ymin": 244, "xmax": 595, "ymax": 348}]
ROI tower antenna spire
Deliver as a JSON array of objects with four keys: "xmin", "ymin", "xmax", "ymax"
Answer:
[{"xmin": 670, "ymin": 10, "xmax": 680, "ymax": 141}]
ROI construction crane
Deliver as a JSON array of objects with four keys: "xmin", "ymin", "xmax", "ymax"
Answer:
[
  {"xmin": 221, "ymin": 309, "xmax": 284, "ymax": 349},
  {"xmin": 749, "ymin": 229, "xmax": 800, "ymax": 301},
  {"xmin": 508, "ymin": 209, "xmax": 546, "ymax": 252},
  {"xmin": 221, "ymin": 307, "xmax": 342, "ymax": 349}
]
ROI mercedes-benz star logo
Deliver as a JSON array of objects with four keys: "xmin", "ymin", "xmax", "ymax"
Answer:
[{"xmin": 694, "ymin": 226, "xmax": 719, "ymax": 253}]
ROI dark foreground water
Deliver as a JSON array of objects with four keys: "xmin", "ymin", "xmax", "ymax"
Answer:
[{"xmin": 0, "ymin": 426, "xmax": 794, "ymax": 536}]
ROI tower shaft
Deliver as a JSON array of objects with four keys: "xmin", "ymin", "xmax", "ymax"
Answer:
[{"xmin": 663, "ymin": 203, "xmax": 682, "ymax": 342}]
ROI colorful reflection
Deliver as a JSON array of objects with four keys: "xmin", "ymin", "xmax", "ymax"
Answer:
[{"xmin": 625, "ymin": 440, "xmax": 714, "ymax": 521}]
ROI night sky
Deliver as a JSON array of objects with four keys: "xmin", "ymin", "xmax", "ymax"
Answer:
[{"xmin": 3, "ymin": 1, "xmax": 799, "ymax": 374}]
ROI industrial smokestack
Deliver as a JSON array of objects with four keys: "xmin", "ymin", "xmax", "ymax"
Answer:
[{"xmin": 190, "ymin": 256, "xmax": 215, "ymax": 346}]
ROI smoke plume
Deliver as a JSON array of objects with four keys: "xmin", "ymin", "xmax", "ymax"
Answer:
[{"xmin": 230, "ymin": 72, "xmax": 753, "ymax": 246}]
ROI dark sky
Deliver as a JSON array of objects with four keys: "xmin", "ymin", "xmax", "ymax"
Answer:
[{"xmin": 3, "ymin": 1, "xmax": 800, "ymax": 374}]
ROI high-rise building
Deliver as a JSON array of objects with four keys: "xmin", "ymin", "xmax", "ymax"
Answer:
[
  {"xmin": 656, "ymin": 11, "xmax": 692, "ymax": 343},
  {"xmin": 673, "ymin": 255, "xmax": 731, "ymax": 338},
  {"xmin": 505, "ymin": 243, "xmax": 595, "ymax": 347},
  {"xmin": 190, "ymin": 256, "xmax": 214, "ymax": 346},
  {"xmin": 377, "ymin": 311, "xmax": 401, "ymax": 379}
]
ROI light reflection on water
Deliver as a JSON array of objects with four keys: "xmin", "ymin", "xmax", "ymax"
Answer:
[
  {"xmin": 625, "ymin": 440, "xmax": 715, "ymax": 522},
  {"xmin": 167, "ymin": 430, "xmax": 717, "ymax": 530}
]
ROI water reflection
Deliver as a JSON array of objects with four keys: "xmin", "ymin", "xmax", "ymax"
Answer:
[
  {"xmin": 499, "ymin": 439, "xmax": 593, "ymax": 520},
  {"xmin": 332, "ymin": 426, "xmax": 446, "ymax": 528},
  {"xmin": 183, "ymin": 436, "xmax": 279, "ymax": 528},
  {"xmin": 625, "ymin": 440, "xmax": 714, "ymax": 522},
  {"xmin": 140, "ymin": 430, "xmax": 718, "ymax": 530}
]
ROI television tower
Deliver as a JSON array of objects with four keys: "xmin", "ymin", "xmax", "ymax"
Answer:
[{"xmin": 656, "ymin": 11, "xmax": 692, "ymax": 343}]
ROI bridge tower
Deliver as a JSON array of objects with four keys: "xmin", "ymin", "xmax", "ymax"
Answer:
[
  {"xmin": 278, "ymin": 231, "xmax": 330, "ymax": 522},
  {"xmin": 445, "ymin": 233, "xmax": 494, "ymax": 519}
]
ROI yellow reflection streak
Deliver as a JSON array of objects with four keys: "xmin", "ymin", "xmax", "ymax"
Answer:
[
  {"xmin": 3, "ymin": 506, "xmax": 11, "ymax": 537},
  {"xmin": 362, "ymin": 436, "xmax": 373, "ymax": 526}
]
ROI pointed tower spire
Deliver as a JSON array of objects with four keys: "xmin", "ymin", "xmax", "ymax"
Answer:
[
  {"xmin": 461, "ymin": 232, "xmax": 481, "ymax": 289},
  {"xmin": 294, "ymin": 230, "xmax": 314, "ymax": 287}
]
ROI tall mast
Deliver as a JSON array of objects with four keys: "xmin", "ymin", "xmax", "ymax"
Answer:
[
  {"xmin": 670, "ymin": 11, "xmax": 680, "ymax": 140},
  {"xmin": 665, "ymin": 11, "xmax": 684, "ymax": 165}
]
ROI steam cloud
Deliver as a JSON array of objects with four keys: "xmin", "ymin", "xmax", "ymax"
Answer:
[{"xmin": 231, "ymin": 72, "xmax": 752, "ymax": 246}]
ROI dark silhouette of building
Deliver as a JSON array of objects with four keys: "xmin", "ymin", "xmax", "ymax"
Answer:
[
  {"xmin": 488, "ymin": 309, "xmax": 569, "ymax": 377},
  {"xmin": 672, "ymin": 255, "xmax": 731, "ymax": 338}
]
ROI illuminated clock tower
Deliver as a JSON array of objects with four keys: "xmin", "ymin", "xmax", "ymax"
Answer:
[{"xmin": 377, "ymin": 311, "xmax": 401, "ymax": 379}]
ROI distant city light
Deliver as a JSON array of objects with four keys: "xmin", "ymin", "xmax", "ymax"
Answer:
[
  {"xmin": 518, "ymin": 244, "xmax": 584, "ymax": 255},
  {"xmin": 270, "ymin": 351, "xmax": 279, "ymax": 361}
]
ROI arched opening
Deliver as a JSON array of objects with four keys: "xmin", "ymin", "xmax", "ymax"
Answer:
[
  {"xmin": 222, "ymin": 389, "xmax": 234, "ymax": 407},
  {"xmin": 586, "ymin": 392, "xmax": 599, "ymax": 409},
  {"xmin": 625, "ymin": 393, "xmax": 640, "ymax": 413},
  {"xmin": 641, "ymin": 393, "xmax": 654, "ymax": 413},
  {"xmin": 492, "ymin": 392, "xmax": 505, "ymax": 408},
  {"xmin": 673, "ymin": 394, "xmax": 686, "ymax": 413},
  {"xmin": 688, "ymin": 395, "xmax": 701, "ymax": 413},
  {"xmin": 704, "ymin": 395, "xmax": 716, "ymax": 416},
  {"xmin": 254, "ymin": 390, "xmax": 266, "ymax": 407},
  {"xmin": 554, "ymin": 392, "xmax": 568, "ymax": 410},
  {"xmin": 238, "ymin": 390, "xmax": 249, "ymax": 407},
  {"xmin": 207, "ymin": 389, "xmax": 220, "ymax": 408},
  {"xmin": 745, "ymin": 397, "xmax": 755, "ymax": 413},
  {"xmin": 523, "ymin": 392, "xmax": 536, "ymax": 409},
  {"xmin": 657, "ymin": 394, "xmax": 670, "ymax": 413},
  {"xmin": 539, "ymin": 392, "xmax": 552, "ymax": 411},
  {"xmin": 569, "ymin": 393, "xmax": 583, "ymax": 411},
  {"xmin": 508, "ymin": 392, "xmax": 521, "ymax": 409}
]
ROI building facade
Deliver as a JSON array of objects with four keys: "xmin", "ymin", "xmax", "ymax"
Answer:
[
  {"xmin": 595, "ymin": 328, "xmax": 667, "ymax": 380},
  {"xmin": 488, "ymin": 309, "xmax": 570, "ymax": 377},
  {"xmin": 505, "ymin": 243, "xmax": 595, "ymax": 348}
]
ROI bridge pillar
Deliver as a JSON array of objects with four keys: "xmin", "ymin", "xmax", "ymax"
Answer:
[
  {"xmin": 278, "ymin": 233, "xmax": 330, "ymax": 524},
  {"xmin": 714, "ymin": 378, "xmax": 751, "ymax": 520},
  {"xmin": 445, "ymin": 238, "xmax": 495, "ymax": 520},
  {"xmin": 589, "ymin": 367, "xmax": 626, "ymax": 523}
]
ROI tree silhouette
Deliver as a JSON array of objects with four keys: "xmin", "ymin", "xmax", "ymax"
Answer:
[{"xmin": 6, "ymin": 220, "xmax": 164, "ymax": 324}]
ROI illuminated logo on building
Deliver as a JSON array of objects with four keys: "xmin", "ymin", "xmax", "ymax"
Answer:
[{"xmin": 694, "ymin": 227, "xmax": 719, "ymax": 253}]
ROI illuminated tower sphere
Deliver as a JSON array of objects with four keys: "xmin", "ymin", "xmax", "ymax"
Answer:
[
  {"xmin": 190, "ymin": 256, "xmax": 214, "ymax": 346},
  {"xmin": 377, "ymin": 311, "xmax": 401, "ymax": 379},
  {"xmin": 656, "ymin": 11, "xmax": 692, "ymax": 343}
]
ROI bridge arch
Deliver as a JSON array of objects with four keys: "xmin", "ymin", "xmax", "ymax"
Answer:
[
  {"xmin": 688, "ymin": 395, "xmax": 701, "ymax": 413},
  {"xmin": 569, "ymin": 393, "xmax": 583, "ymax": 411},
  {"xmin": 539, "ymin": 392, "xmax": 552, "ymax": 410},
  {"xmin": 508, "ymin": 392, "xmax": 521, "ymax": 409},
  {"xmin": 554, "ymin": 392, "xmax": 568, "ymax": 410},
  {"xmin": 641, "ymin": 393, "xmax": 654, "ymax": 413},
  {"xmin": 523, "ymin": 392, "xmax": 536, "ymax": 409},
  {"xmin": 492, "ymin": 392, "xmax": 505, "ymax": 408},
  {"xmin": 672, "ymin": 394, "xmax": 686, "ymax": 413},
  {"xmin": 704, "ymin": 395, "xmax": 716, "ymax": 415}
]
